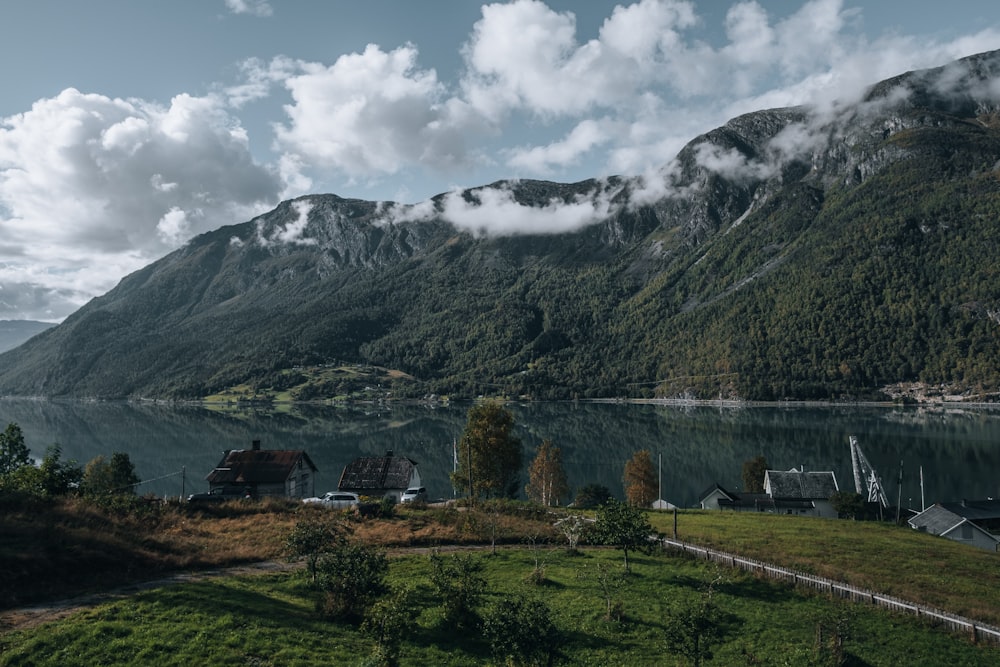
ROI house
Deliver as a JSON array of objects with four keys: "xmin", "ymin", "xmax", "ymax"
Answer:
[
  {"xmin": 939, "ymin": 499, "xmax": 1000, "ymax": 533},
  {"xmin": 338, "ymin": 450, "xmax": 421, "ymax": 502},
  {"xmin": 698, "ymin": 483, "xmax": 775, "ymax": 512},
  {"xmin": 205, "ymin": 440, "xmax": 318, "ymax": 499},
  {"xmin": 908, "ymin": 504, "xmax": 1000, "ymax": 552},
  {"xmin": 763, "ymin": 468, "xmax": 840, "ymax": 518}
]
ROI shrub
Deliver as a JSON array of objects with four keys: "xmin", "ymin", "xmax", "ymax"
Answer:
[
  {"xmin": 482, "ymin": 594, "xmax": 561, "ymax": 667},
  {"xmin": 428, "ymin": 551, "xmax": 486, "ymax": 628},
  {"xmin": 316, "ymin": 542, "xmax": 388, "ymax": 623}
]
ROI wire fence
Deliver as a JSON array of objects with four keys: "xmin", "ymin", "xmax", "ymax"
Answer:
[{"xmin": 659, "ymin": 537, "xmax": 1000, "ymax": 647}]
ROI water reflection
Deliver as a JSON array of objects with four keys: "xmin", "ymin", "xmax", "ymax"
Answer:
[{"xmin": 1, "ymin": 399, "xmax": 997, "ymax": 507}]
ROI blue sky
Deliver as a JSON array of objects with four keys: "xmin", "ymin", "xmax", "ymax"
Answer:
[{"xmin": 1, "ymin": 0, "xmax": 998, "ymax": 321}]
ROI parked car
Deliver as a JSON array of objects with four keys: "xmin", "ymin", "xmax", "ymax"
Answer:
[
  {"xmin": 400, "ymin": 487, "xmax": 427, "ymax": 504},
  {"xmin": 187, "ymin": 488, "xmax": 250, "ymax": 503},
  {"xmin": 303, "ymin": 491, "xmax": 360, "ymax": 510}
]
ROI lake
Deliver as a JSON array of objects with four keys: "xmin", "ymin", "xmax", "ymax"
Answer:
[{"xmin": 2, "ymin": 398, "xmax": 998, "ymax": 509}]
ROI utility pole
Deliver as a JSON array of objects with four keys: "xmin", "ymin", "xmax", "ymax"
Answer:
[{"xmin": 181, "ymin": 465, "xmax": 186, "ymax": 500}]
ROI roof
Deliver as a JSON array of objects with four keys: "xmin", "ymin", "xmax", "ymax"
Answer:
[
  {"xmin": 764, "ymin": 469, "xmax": 839, "ymax": 500},
  {"xmin": 908, "ymin": 504, "xmax": 966, "ymax": 536},
  {"xmin": 940, "ymin": 499, "xmax": 1000, "ymax": 522},
  {"xmin": 339, "ymin": 453, "xmax": 418, "ymax": 491},
  {"xmin": 908, "ymin": 504, "xmax": 999, "ymax": 544},
  {"xmin": 698, "ymin": 483, "xmax": 737, "ymax": 503},
  {"xmin": 206, "ymin": 449, "xmax": 317, "ymax": 485}
]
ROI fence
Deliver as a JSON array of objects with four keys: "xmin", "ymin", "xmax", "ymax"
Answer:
[{"xmin": 659, "ymin": 537, "xmax": 1000, "ymax": 647}]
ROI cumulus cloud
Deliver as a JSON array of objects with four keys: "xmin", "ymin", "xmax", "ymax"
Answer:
[
  {"xmin": 270, "ymin": 45, "xmax": 483, "ymax": 189},
  {"xmin": 0, "ymin": 88, "xmax": 281, "ymax": 320}
]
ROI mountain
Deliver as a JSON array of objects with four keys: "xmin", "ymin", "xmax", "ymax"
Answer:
[
  {"xmin": 2, "ymin": 51, "xmax": 1000, "ymax": 402},
  {"xmin": 0, "ymin": 321, "xmax": 55, "ymax": 354}
]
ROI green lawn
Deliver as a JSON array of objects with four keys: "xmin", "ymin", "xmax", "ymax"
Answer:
[
  {"xmin": 651, "ymin": 510, "xmax": 1000, "ymax": 626},
  {"xmin": 2, "ymin": 547, "xmax": 998, "ymax": 666}
]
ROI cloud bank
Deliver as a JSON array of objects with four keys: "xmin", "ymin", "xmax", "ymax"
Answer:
[{"xmin": 0, "ymin": 89, "xmax": 281, "ymax": 320}]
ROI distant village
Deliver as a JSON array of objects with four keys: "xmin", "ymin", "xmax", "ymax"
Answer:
[{"xmin": 192, "ymin": 437, "xmax": 1000, "ymax": 553}]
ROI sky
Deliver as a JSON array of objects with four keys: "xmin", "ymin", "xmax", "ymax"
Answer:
[{"xmin": 1, "ymin": 0, "xmax": 998, "ymax": 322}]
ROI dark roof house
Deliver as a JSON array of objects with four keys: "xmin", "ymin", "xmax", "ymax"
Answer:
[
  {"xmin": 205, "ymin": 440, "xmax": 318, "ymax": 499},
  {"xmin": 761, "ymin": 468, "xmax": 840, "ymax": 517},
  {"xmin": 940, "ymin": 499, "xmax": 1000, "ymax": 532},
  {"xmin": 338, "ymin": 450, "xmax": 421, "ymax": 501}
]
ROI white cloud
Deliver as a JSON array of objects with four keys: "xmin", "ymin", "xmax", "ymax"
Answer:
[
  {"xmin": 224, "ymin": 0, "xmax": 272, "ymax": 18},
  {"xmin": 505, "ymin": 119, "xmax": 612, "ymax": 174},
  {"xmin": 256, "ymin": 199, "xmax": 317, "ymax": 247},
  {"xmin": 0, "ymin": 88, "xmax": 281, "ymax": 320},
  {"xmin": 272, "ymin": 45, "xmax": 481, "ymax": 184},
  {"xmin": 380, "ymin": 182, "xmax": 621, "ymax": 237}
]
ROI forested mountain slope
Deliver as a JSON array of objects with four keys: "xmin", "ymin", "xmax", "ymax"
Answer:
[{"xmin": 1, "ymin": 50, "xmax": 999, "ymax": 401}]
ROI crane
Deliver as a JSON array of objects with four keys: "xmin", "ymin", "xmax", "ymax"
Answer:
[{"xmin": 849, "ymin": 435, "xmax": 889, "ymax": 507}]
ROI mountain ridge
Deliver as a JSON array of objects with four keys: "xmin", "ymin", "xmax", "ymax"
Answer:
[{"xmin": 2, "ymin": 50, "xmax": 1000, "ymax": 401}]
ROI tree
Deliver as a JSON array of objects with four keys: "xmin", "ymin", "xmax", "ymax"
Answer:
[
  {"xmin": 0, "ymin": 423, "xmax": 31, "ymax": 477},
  {"xmin": 525, "ymin": 439, "xmax": 569, "ymax": 507},
  {"xmin": 81, "ymin": 452, "xmax": 140, "ymax": 496},
  {"xmin": 593, "ymin": 498, "xmax": 654, "ymax": 572},
  {"xmin": 315, "ymin": 542, "xmax": 388, "ymax": 622},
  {"xmin": 2, "ymin": 445, "xmax": 82, "ymax": 497},
  {"xmin": 573, "ymin": 484, "xmax": 613, "ymax": 509},
  {"xmin": 623, "ymin": 449, "xmax": 656, "ymax": 507},
  {"xmin": 285, "ymin": 515, "xmax": 348, "ymax": 583},
  {"xmin": 482, "ymin": 594, "xmax": 561, "ymax": 667},
  {"xmin": 741, "ymin": 455, "xmax": 769, "ymax": 494},
  {"xmin": 830, "ymin": 491, "xmax": 865, "ymax": 520},
  {"xmin": 663, "ymin": 582, "xmax": 726, "ymax": 667},
  {"xmin": 428, "ymin": 551, "xmax": 486, "ymax": 628},
  {"xmin": 362, "ymin": 586, "xmax": 416, "ymax": 667},
  {"xmin": 450, "ymin": 402, "xmax": 522, "ymax": 501}
]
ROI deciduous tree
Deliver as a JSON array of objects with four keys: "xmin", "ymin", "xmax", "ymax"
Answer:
[
  {"xmin": 741, "ymin": 455, "xmax": 769, "ymax": 494},
  {"xmin": 451, "ymin": 402, "xmax": 522, "ymax": 501},
  {"xmin": 0, "ymin": 423, "xmax": 30, "ymax": 477},
  {"xmin": 81, "ymin": 452, "xmax": 140, "ymax": 496},
  {"xmin": 593, "ymin": 498, "xmax": 654, "ymax": 572},
  {"xmin": 525, "ymin": 439, "xmax": 569, "ymax": 507},
  {"xmin": 623, "ymin": 449, "xmax": 657, "ymax": 507}
]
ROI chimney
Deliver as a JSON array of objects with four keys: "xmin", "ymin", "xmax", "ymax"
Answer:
[
  {"xmin": 386, "ymin": 450, "xmax": 394, "ymax": 458},
  {"xmin": 252, "ymin": 440, "xmax": 261, "ymax": 451}
]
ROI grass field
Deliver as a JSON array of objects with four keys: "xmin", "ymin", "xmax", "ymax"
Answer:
[
  {"xmin": 2, "ymin": 547, "xmax": 999, "ymax": 666},
  {"xmin": 3, "ymin": 496, "xmax": 1000, "ymax": 665}
]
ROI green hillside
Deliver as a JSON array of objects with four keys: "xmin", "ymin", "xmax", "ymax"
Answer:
[{"xmin": 1, "ymin": 51, "xmax": 999, "ymax": 401}]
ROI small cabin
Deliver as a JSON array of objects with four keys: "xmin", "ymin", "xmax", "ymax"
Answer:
[
  {"xmin": 205, "ymin": 440, "xmax": 318, "ymax": 499},
  {"xmin": 338, "ymin": 450, "xmax": 421, "ymax": 502}
]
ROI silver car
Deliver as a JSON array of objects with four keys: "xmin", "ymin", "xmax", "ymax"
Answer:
[{"xmin": 303, "ymin": 491, "xmax": 360, "ymax": 509}]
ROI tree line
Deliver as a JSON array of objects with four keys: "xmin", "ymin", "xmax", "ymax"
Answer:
[{"xmin": 0, "ymin": 422, "xmax": 141, "ymax": 504}]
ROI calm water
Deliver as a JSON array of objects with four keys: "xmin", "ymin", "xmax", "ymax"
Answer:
[{"xmin": 2, "ymin": 399, "xmax": 998, "ymax": 508}]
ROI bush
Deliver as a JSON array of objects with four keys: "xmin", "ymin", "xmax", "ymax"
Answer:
[
  {"xmin": 316, "ymin": 542, "xmax": 389, "ymax": 623},
  {"xmin": 428, "ymin": 551, "xmax": 486, "ymax": 628},
  {"xmin": 482, "ymin": 594, "xmax": 561, "ymax": 667}
]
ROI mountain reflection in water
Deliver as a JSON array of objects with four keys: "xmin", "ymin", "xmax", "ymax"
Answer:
[{"xmin": 1, "ymin": 399, "xmax": 998, "ymax": 508}]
